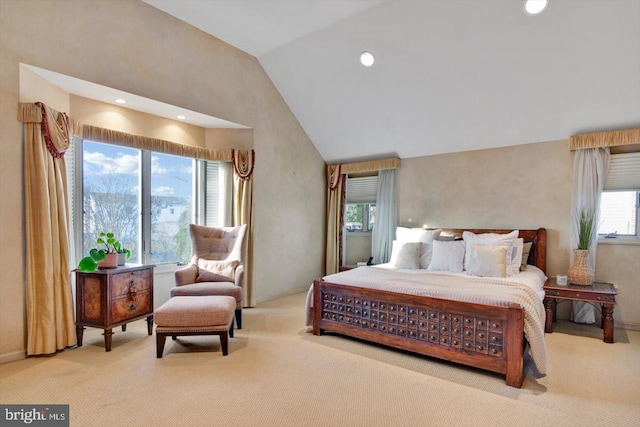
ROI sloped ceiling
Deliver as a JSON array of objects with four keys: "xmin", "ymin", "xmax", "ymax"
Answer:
[{"xmin": 144, "ymin": 0, "xmax": 640, "ymax": 163}]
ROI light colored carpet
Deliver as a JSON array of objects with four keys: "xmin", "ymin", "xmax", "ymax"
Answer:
[{"xmin": 1, "ymin": 291, "xmax": 639, "ymax": 427}]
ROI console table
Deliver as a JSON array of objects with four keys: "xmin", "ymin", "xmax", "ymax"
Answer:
[
  {"xmin": 543, "ymin": 278, "xmax": 617, "ymax": 343},
  {"xmin": 75, "ymin": 264, "xmax": 154, "ymax": 351}
]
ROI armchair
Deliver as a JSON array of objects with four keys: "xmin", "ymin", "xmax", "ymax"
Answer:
[{"xmin": 171, "ymin": 224, "xmax": 247, "ymax": 328}]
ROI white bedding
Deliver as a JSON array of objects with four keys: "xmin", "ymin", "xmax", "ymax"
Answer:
[{"xmin": 306, "ymin": 265, "xmax": 547, "ymax": 374}]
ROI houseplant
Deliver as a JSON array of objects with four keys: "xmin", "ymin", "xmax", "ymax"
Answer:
[
  {"xmin": 77, "ymin": 232, "xmax": 122, "ymax": 272},
  {"xmin": 568, "ymin": 208, "xmax": 596, "ymax": 285}
]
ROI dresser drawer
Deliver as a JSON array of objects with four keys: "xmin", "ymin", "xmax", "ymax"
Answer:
[
  {"xmin": 112, "ymin": 289, "xmax": 153, "ymax": 324},
  {"xmin": 111, "ymin": 268, "xmax": 153, "ymax": 298}
]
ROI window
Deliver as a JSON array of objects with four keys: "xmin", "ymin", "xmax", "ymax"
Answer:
[
  {"xmin": 345, "ymin": 203, "xmax": 376, "ymax": 232},
  {"xmin": 599, "ymin": 191, "xmax": 638, "ymax": 236},
  {"xmin": 149, "ymin": 152, "xmax": 194, "ymax": 264},
  {"xmin": 83, "ymin": 141, "xmax": 142, "ymax": 262},
  {"xmin": 598, "ymin": 152, "xmax": 640, "ymax": 240},
  {"xmin": 72, "ymin": 139, "xmax": 227, "ymax": 265},
  {"xmin": 345, "ymin": 175, "xmax": 377, "ymax": 233}
]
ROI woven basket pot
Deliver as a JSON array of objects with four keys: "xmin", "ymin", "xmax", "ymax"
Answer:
[{"xmin": 568, "ymin": 249, "xmax": 594, "ymax": 285}]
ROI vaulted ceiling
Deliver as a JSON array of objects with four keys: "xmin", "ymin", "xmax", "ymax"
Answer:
[{"xmin": 143, "ymin": 0, "xmax": 640, "ymax": 163}]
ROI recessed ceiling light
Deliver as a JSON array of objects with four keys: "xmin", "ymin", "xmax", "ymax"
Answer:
[
  {"xmin": 177, "ymin": 115, "xmax": 186, "ymax": 120},
  {"xmin": 360, "ymin": 51, "xmax": 375, "ymax": 67},
  {"xmin": 524, "ymin": 0, "xmax": 548, "ymax": 15},
  {"xmin": 115, "ymin": 98, "xmax": 126, "ymax": 104}
]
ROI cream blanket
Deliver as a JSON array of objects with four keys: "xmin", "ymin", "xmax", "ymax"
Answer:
[{"xmin": 306, "ymin": 266, "xmax": 547, "ymax": 374}]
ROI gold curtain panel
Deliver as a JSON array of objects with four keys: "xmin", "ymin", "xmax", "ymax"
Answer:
[{"xmin": 569, "ymin": 128, "xmax": 640, "ymax": 151}]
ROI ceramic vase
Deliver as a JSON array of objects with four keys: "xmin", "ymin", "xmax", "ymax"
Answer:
[
  {"xmin": 117, "ymin": 252, "xmax": 127, "ymax": 266},
  {"xmin": 567, "ymin": 249, "xmax": 594, "ymax": 285},
  {"xmin": 98, "ymin": 253, "xmax": 118, "ymax": 269}
]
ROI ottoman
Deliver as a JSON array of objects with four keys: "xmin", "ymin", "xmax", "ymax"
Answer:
[{"xmin": 155, "ymin": 295, "xmax": 236, "ymax": 358}]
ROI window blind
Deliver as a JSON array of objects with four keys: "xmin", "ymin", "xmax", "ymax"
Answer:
[
  {"xmin": 205, "ymin": 161, "xmax": 221, "ymax": 226},
  {"xmin": 346, "ymin": 176, "xmax": 378, "ymax": 203},
  {"xmin": 605, "ymin": 152, "xmax": 640, "ymax": 191}
]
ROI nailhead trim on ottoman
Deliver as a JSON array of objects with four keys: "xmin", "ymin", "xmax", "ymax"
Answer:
[{"xmin": 155, "ymin": 295, "xmax": 236, "ymax": 357}]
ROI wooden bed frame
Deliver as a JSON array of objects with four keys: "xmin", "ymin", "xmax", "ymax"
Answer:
[{"xmin": 313, "ymin": 228, "xmax": 547, "ymax": 388}]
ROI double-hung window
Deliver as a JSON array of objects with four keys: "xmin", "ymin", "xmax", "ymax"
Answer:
[
  {"xmin": 69, "ymin": 139, "xmax": 227, "ymax": 266},
  {"xmin": 598, "ymin": 151, "xmax": 640, "ymax": 242},
  {"xmin": 345, "ymin": 175, "xmax": 377, "ymax": 233}
]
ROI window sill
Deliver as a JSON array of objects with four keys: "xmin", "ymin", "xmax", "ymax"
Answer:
[
  {"xmin": 346, "ymin": 231, "xmax": 372, "ymax": 237},
  {"xmin": 597, "ymin": 237, "xmax": 640, "ymax": 247},
  {"xmin": 153, "ymin": 262, "xmax": 183, "ymax": 274}
]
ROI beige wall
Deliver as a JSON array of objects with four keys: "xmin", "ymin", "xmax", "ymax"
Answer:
[
  {"xmin": 345, "ymin": 234, "xmax": 372, "ymax": 265},
  {"xmin": 0, "ymin": 0, "xmax": 326, "ymax": 363},
  {"xmin": 70, "ymin": 95, "xmax": 207, "ymax": 147},
  {"xmin": 398, "ymin": 140, "xmax": 640, "ymax": 329},
  {"xmin": 206, "ymin": 128, "xmax": 254, "ymax": 151}
]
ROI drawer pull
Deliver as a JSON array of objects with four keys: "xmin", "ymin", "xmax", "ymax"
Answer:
[{"xmin": 129, "ymin": 303, "xmax": 137, "ymax": 311}]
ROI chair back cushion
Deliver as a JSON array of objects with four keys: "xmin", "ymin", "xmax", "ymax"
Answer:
[
  {"xmin": 189, "ymin": 224, "xmax": 247, "ymax": 264},
  {"xmin": 196, "ymin": 259, "xmax": 239, "ymax": 282}
]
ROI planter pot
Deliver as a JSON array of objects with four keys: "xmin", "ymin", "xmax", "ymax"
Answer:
[
  {"xmin": 567, "ymin": 249, "xmax": 594, "ymax": 285},
  {"xmin": 98, "ymin": 253, "xmax": 118, "ymax": 269},
  {"xmin": 117, "ymin": 252, "xmax": 127, "ymax": 266}
]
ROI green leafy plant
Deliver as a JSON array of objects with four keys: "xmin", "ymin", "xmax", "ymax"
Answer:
[
  {"xmin": 117, "ymin": 247, "xmax": 132, "ymax": 258},
  {"xmin": 77, "ymin": 232, "xmax": 122, "ymax": 272},
  {"xmin": 576, "ymin": 208, "xmax": 596, "ymax": 250}
]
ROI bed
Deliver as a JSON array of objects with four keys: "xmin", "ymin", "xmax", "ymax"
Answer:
[{"xmin": 310, "ymin": 228, "xmax": 547, "ymax": 388}]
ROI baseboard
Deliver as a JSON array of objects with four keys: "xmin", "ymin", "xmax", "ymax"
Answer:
[
  {"xmin": 616, "ymin": 321, "xmax": 640, "ymax": 331},
  {"xmin": 0, "ymin": 350, "xmax": 26, "ymax": 365},
  {"xmin": 255, "ymin": 285, "xmax": 310, "ymax": 305}
]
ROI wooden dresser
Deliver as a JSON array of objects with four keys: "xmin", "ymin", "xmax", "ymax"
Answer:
[{"xmin": 75, "ymin": 264, "xmax": 154, "ymax": 351}]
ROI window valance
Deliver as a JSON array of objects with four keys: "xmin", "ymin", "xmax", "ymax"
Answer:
[
  {"xmin": 18, "ymin": 102, "xmax": 233, "ymax": 161},
  {"xmin": 82, "ymin": 124, "xmax": 233, "ymax": 162},
  {"xmin": 569, "ymin": 128, "xmax": 640, "ymax": 151},
  {"xmin": 338, "ymin": 157, "xmax": 401, "ymax": 175}
]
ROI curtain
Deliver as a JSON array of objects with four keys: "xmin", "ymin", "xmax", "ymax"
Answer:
[
  {"xmin": 20, "ymin": 103, "xmax": 77, "ymax": 355},
  {"xmin": 371, "ymin": 169, "xmax": 397, "ymax": 264},
  {"xmin": 570, "ymin": 147, "xmax": 610, "ymax": 323},
  {"xmin": 233, "ymin": 149, "xmax": 255, "ymax": 307},
  {"xmin": 325, "ymin": 165, "xmax": 345, "ymax": 275}
]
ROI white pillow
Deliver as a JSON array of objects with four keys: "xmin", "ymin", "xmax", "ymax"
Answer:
[
  {"xmin": 510, "ymin": 238, "xmax": 524, "ymax": 275},
  {"xmin": 467, "ymin": 244, "xmax": 509, "ymax": 277},
  {"xmin": 395, "ymin": 227, "xmax": 442, "ymax": 268},
  {"xmin": 389, "ymin": 241, "xmax": 422, "ymax": 269},
  {"xmin": 427, "ymin": 240, "xmax": 466, "ymax": 272},
  {"xmin": 462, "ymin": 230, "xmax": 519, "ymax": 275},
  {"xmin": 196, "ymin": 258, "xmax": 238, "ymax": 282}
]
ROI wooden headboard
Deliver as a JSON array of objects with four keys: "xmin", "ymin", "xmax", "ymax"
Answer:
[{"xmin": 426, "ymin": 228, "xmax": 547, "ymax": 274}]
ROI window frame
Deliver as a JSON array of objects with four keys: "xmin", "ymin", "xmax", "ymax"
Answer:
[
  {"xmin": 597, "ymin": 148, "xmax": 640, "ymax": 246},
  {"xmin": 598, "ymin": 190, "xmax": 640, "ymax": 245},
  {"xmin": 345, "ymin": 202, "xmax": 376, "ymax": 235},
  {"xmin": 71, "ymin": 138, "xmax": 227, "ymax": 266}
]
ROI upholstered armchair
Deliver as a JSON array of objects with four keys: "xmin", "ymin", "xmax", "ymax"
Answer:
[{"xmin": 171, "ymin": 224, "xmax": 247, "ymax": 328}]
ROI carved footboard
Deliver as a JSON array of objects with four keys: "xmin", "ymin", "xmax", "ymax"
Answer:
[{"xmin": 313, "ymin": 280, "xmax": 525, "ymax": 387}]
